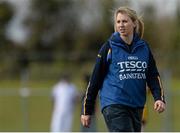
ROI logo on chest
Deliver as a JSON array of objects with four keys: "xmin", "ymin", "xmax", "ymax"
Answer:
[{"xmin": 117, "ymin": 56, "xmax": 147, "ymax": 80}]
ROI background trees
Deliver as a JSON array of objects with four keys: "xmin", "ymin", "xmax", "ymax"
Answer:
[{"xmin": 0, "ymin": 0, "xmax": 179, "ymax": 79}]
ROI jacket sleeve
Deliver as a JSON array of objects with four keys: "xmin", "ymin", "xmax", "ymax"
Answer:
[
  {"xmin": 146, "ymin": 49, "xmax": 165, "ymax": 103},
  {"xmin": 82, "ymin": 42, "xmax": 111, "ymax": 115}
]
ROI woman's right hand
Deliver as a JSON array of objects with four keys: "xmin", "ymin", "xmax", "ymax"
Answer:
[
  {"xmin": 81, "ymin": 115, "xmax": 91, "ymax": 128},
  {"xmin": 154, "ymin": 100, "xmax": 165, "ymax": 113}
]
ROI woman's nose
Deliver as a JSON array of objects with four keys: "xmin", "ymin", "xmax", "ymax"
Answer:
[{"xmin": 120, "ymin": 22, "xmax": 124, "ymax": 27}]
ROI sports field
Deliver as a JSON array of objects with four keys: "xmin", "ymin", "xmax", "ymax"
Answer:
[{"xmin": 0, "ymin": 78, "xmax": 179, "ymax": 132}]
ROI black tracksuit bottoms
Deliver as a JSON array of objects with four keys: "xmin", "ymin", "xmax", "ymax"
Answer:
[{"xmin": 102, "ymin": 104, "xmax": 143, "ymax": 132}]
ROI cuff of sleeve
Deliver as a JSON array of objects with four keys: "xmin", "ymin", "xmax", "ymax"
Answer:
[
  {"xmin": 155, "ymin": 98, "xmax": 166, "ymax": 104},
  {"xmin": 81, "ymin": 105, "xmax": 94, "ymax": 115}
]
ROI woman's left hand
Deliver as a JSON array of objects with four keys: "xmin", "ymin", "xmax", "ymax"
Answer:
[{"xmin": 154, "ymin": 100, "xmax": 165, "ymax": 113}]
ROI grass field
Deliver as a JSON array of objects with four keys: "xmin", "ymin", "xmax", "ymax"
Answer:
[{"xmin": 0, "ymin": 78, "xmax": 180, "ymax": 132}]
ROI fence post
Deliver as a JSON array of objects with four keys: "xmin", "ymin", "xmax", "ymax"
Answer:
[{"xmin": 20, "ymin": 68, "xmax": 30, "ymax": 131}]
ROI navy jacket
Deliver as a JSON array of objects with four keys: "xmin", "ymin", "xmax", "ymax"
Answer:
[{"xmin": 82, "ymin": 32, "xmax": 165, "ymax": 115}]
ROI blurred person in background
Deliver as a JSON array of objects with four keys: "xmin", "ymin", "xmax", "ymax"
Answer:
[
  {"xmin": 81, "ymin": 6, "xmax": 165, "ymax": 132},
  {"xmin": 50, "ymin": 73, "xmax": 78, "ymax": 132}
]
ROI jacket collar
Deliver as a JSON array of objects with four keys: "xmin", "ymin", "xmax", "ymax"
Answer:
[
  {"xmin": 110, "ymin": 32, "xmax": 140, "ymax": 44},
  {"xmin": 109, "ymin": 32, "xmax": 145, "ymax": 52}
]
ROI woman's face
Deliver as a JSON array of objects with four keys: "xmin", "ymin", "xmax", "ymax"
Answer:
[{"xmin": 115, "ymin": 12, "xmax": 136, "ymax": 37}]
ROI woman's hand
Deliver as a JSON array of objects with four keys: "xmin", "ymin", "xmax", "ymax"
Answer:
[
  {"xmin": 81, "ymin": 115, "xmax": 91, "ymax": 128},
  {"xmin": 154, "ymin": 100, "xmax": 165, "ymax": 113}
]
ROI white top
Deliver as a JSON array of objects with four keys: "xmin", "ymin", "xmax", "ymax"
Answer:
[
  {"xmin": 52, "ymin": 80, "xmax": 78, "ymax": 113},
  {"xmin": 50, "ymin": 80, "xmax": 78, "ymax": 132}
]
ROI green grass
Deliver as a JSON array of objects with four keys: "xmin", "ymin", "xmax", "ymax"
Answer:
[
  {"xmin": 144, "ymin": 78, "xmax": 180, "ymax": 132},
  {"xmin": 0, "ymin": 78, "xmax": 180, "ymax": 131}
]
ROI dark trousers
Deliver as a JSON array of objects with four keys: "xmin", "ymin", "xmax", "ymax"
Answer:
[{"xmin": 102, "ymin": 104, "xmax": 143, "ymax": 132}]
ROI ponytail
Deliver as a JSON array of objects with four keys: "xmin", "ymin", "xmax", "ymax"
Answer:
[{"xmin": 136, "ymin": 18, "xmax": 144, "ymax": 39}]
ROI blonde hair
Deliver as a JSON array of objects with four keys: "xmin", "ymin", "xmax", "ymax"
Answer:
[{"xmin": 114, "ymin": 7, "xmax": 144, "ymax": 38}]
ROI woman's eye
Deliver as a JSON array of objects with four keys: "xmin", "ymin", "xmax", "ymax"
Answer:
[{"xmin": 117, "ymin": 20, "xmax": 120, "ymax": 23}]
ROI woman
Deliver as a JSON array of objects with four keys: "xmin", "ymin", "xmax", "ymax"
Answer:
[{"xmin": 81, "ymin": 6, "xmax": 165, "ymax": 132}]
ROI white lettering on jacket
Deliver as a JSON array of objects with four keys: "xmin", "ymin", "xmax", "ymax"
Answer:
[
  {"xmin": 117, "ymin": 61, "xmax": 147, "ymax": 72},
  {"xmin": 117, "ymin": 56, "xmax": 147, "ymax": 80}
]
